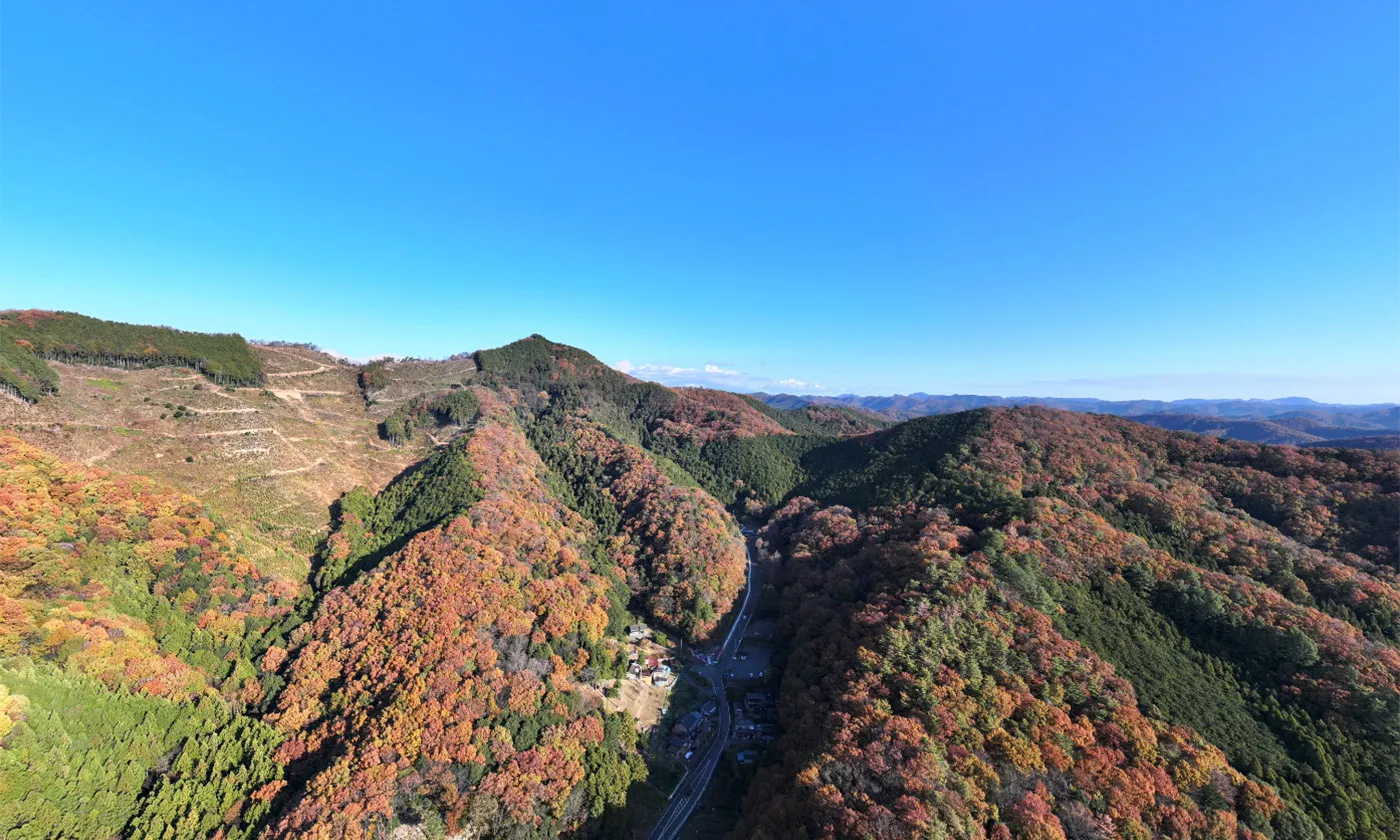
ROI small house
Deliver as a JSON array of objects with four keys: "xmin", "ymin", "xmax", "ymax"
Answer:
[
  {"xmin": 678, "ymin": 711, "xmax": 704, "ymax": 735},
  {"xmin": 744, "ymin": 692, "xmax": 771, "ymax": 713}
]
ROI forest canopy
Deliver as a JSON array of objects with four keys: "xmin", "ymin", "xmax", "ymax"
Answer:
[{"xmin": 0, "ymin": 309, "xmax": 265, "ymax": 397}]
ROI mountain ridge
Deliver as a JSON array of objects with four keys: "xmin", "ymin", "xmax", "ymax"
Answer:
[{"xmin": 755, "ymin": 391, "xmax": 1399, "ymax": 448}]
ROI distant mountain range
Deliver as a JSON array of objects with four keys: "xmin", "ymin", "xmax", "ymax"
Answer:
[{"xmin": 754, "ymin": 393, "xmax": 1400, "ymax": 447}]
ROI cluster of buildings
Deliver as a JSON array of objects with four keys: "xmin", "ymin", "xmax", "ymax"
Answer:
[
  {"xmin": 732, "ymin": 692, "xmax": 776, "ymax": 765},
  {"xmin": 667, "ymin": 699, "xmax": 719, "ymax": 756},
  {"xmin": 623, "ymin": 623, "xmax": 678, "ymax": 687},
  {"xmin": 626, "ymin": 652, "xmax": 676, "ymax": 687}
]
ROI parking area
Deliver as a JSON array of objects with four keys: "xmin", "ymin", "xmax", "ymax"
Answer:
[
  {"xmin": 743, "ymin": 619, "xmax": 775, "ymax": 642},
  {"xmin": 724, "ymin": 641, "xmax": 772, "ymax": 683}
]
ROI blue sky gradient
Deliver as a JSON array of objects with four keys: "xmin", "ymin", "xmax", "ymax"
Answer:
[{"xmin": 2, "ymin": 2, "xmax": 1396, "ymax": 401}]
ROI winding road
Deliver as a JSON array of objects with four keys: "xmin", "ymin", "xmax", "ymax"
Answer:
[{"xmin": 646, "ymin": 532, "xmax": 759, "ymax": 840}]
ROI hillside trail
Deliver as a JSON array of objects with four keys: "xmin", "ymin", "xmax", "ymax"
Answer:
[{"xmin": 267, "ymin": 364, "xmax": 335, "ymax": 377}]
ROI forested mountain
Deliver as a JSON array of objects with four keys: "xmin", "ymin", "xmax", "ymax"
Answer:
[
  {"xmin": 1, "ymin": 315, "xmax": 1397, "ymax": 840},
  {"xmin": 1123, "ymin": 415, "xmax": 1329, "ymax": 446},
  {"xmin": 1302, "ymin": 435, "xmax": 1400, "ymax": 451},
  {"xmin": 729, "ymin": 409, "xmax": 1399, "ymax": 840},
  {"xmin": 756, "ymin": 393, "xmax": 1399, "ymax": 447}
]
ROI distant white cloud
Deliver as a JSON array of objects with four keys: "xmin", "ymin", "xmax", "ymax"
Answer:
[{"xmin": 612, "ymin": 359, "xmax": 825, "ymax": 393}]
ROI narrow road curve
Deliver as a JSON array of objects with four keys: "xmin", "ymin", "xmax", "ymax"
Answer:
[{"xmin": 647, "ymin": 532, "xmax": 758, "ymax": 840}]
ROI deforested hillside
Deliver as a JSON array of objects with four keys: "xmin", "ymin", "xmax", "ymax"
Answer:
[
  {"xmin": 0, "ymin": 336, "xmax": 480, "ymax": 580},
  {"xmin": 730, "ymin": 407, "xmax": 1399, "ymax": 840}
]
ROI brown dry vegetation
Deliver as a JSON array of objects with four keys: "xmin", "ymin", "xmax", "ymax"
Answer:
[{"xmin": 0, "ymin": 346, "xmax": 477, "ymax": 578}]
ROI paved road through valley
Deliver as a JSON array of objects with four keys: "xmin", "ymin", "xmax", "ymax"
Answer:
[{"xmin": 646, "ymin": 533, "xmax": 758, "ymax": 840}]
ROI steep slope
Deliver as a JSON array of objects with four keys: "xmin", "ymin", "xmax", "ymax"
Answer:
[
  {"xmin": 0, "ymin": 435, "xmax": 300, "ymax": 697},
  {"xmin": 560, "ymin": 418, "xmax": 747, "ymax": 642},
  {"xmin": 0, "ymin": 326, "xmax": 759, "ymax": 840},
  {"xmin": 729, "ymin": 407, "xmax": 1399, "ymax": 840},
  {"xmin": 476, "ymin": 335, "xmax": 883, "ymax": 445},
  {"xmin": 264, "ymin": 392, "xmax": 645, "ymax": 839},
  {"xmin": 738, "ymin": 502, "xmax": 1302, "ymax": 840}
]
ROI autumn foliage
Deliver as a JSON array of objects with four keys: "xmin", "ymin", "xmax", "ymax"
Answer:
[
  {"xmin": 737, "ymin": 500, "xmax": 1298, "ymax": 840},
  {"xmin": 655, "ymin": 388, "xmax": 793, "ymax": 443},
  {"xmin": 567, "ymin": 420, "xmax": 747, "ymax": 642},
  {"xmin": 731, "ymin": 407, "xmax": 1398, "ymax": 840},
  {"xmin": 0, "ymin": 436, "xmax": 289, "ymax": 839},
  {"xmin": 266, "ymin": 403, "xmax": 641, "ymax": 839},
  {"xmin": 0, "ymin": 434, "xmax": 296, "ymax": 698}
]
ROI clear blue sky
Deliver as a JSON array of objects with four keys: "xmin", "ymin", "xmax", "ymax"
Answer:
[{"xmin": 2, "ymin": 2, "xmax": 1396, "ymax": 401}]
